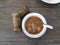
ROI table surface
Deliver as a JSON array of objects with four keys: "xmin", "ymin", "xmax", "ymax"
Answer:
[{"xmin": 0, "ymin": 0, "xmax": 60, "ymax": 45}]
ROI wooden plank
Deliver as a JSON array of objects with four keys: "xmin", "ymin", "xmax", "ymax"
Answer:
[
  {"xmin": 0, "ymin": 42, "xmax": 60, "ymax": 45},
  {"xmin": 0, "ymin": 0, "xmax": 60, "ymax": 8}
]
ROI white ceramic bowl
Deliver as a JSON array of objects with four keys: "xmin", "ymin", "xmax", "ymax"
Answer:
[
  {"xmin": 22, "ymin": 13, "xmax": 53, "ymax": 38},
  {"xmin": 41, "ymin": 0, "xmax": 60, "ymax": 4}
]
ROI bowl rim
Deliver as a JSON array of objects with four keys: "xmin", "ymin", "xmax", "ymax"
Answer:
[
  {"xmin": 41, "ymin": 0, "xmax": 60, "ymax": 4},
  {"xmin": 22, "ymin": 13, "xmax": 47, "ymax": 38}
]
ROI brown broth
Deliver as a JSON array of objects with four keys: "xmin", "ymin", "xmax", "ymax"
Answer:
[{"xmin": 25, "ymin": 16, "xmax": 43, "ymax": 34}]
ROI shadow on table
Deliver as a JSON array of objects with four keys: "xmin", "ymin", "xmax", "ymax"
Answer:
[
  {"xmin": 24, "ymin": 28, "xmax": 56, "ymax": 45},
  {"xmin": 35, "ymin": 0, "xmax": 60, "ymax": 8}
]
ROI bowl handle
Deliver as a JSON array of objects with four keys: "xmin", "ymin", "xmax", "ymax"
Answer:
[{"xmin": 43, "ymin": 24, "xmax": 53, "ymax": 29}]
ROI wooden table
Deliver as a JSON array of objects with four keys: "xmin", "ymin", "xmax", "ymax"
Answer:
[{"xmin": 0, "ymin": 0, "xmax": 60, "ymax": 45}]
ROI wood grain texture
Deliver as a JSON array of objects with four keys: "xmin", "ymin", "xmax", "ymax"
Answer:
[{"xmin": 0, "ymin": 0, "xmax": 60, "ymax": 45}]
